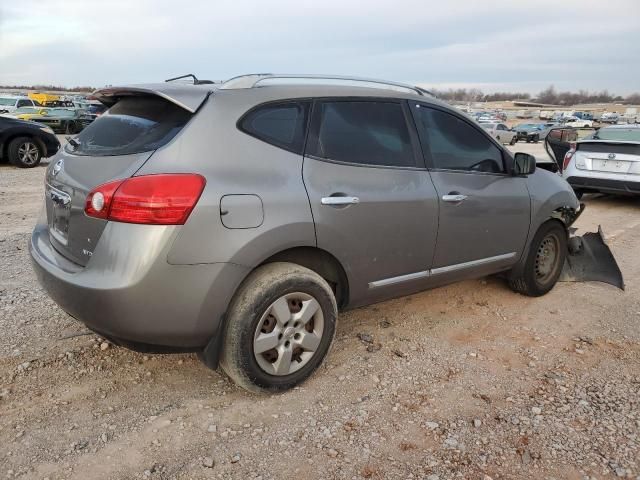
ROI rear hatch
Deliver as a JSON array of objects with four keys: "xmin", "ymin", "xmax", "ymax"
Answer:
[
  {"xmin": 44, "ymin": 86, "xmax": 211, "ymax": 266},
  {"xmin": 573, "ymin": 141, "xmax": 640, "ymax": 174}
]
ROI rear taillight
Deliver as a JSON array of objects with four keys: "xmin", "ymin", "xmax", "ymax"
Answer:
[
  {"xmin": 562, "ymin": 142, "xmax": 577, "ymax": 171},
  {"xmin": 85, "ymin": 174, "xmax": 206, "ymax": 225}
]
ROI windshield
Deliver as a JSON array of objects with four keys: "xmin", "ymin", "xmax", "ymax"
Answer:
[
  {"xmin": 67, "ymin": 96, "xmax": 192, "ymax": 156},
  {"xmin": 593, "ymin": 128, "xmax": 640, "ymax": 142},
  {"xmin": 0, "ymin": 98, "xmax": 16, "ymax": 106}
]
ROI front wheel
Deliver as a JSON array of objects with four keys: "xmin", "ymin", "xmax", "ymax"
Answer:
[
  {"xmin": 219, "ymin": 262, "xmax": 337, "ymax": 393},
  {"xmin": 8, "ymin": 137, "xmax": 42, "ymax": 168},
  {"xmin": 509, "ymin": 221, "xmax": 567, "ymax": 297},
  {"xmin": 509, "ymin": 136, "xmax": 517, "ymax": 145}
]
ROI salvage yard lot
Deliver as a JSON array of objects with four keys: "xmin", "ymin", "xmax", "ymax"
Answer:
[{"xmin": 1, "ymin": 144, "xmax": 639, "ymax": 479}]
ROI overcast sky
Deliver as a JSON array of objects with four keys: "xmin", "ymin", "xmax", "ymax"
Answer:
[{"xmin": 1, "ymin": 0, "xmax": 638, "ymax": 94}]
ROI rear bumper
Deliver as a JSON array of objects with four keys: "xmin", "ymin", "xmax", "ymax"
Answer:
[
  {"xmin": 566, "ymin": 176, "xmax": 640, "ymax": 196},
  {"xmin": 29, "ymin": 219, "xmax": 249, "ymax": 349}
]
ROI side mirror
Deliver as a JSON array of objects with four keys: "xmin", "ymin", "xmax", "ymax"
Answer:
[{"xmin": 513, "ymin": 152, "xmax": 536, "ymax": 176}]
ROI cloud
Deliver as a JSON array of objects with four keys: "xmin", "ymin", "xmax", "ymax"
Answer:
[{"xmin": 0, "ymin": 0, "xmax": 638, "ymax": 93}]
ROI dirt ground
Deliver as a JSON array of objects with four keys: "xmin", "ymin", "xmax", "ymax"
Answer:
[{"xmin": 1, "ymin": 142, "xmax": 638, "ymax": 480}]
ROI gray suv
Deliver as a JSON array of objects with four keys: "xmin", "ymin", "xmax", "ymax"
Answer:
[{"xmin": 30, "ymin": 74, "xmax": 581, "ymax": 392}]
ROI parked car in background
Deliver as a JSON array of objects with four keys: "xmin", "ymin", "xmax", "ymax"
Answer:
[
  {"xmin": 0, "ymin": 96, "xmax": 41, "ymax": 114},
  {"xmin": 559, "ymin": 125, "xmax": 640, "ymax": 198},
  {"xmin": 481, "ymin": 122, "xmax": 517, "ymax": 145},
  {"xmin": 561, "ymin": 116, "xmax": 593, "ymax": 128},
  {"xmin": 30, "ymin": 74, "xmax": 592, "ymax": 393},
  {"xmin": 15, "ymin": 108, "xmax": 91, "ymax": 134},
  {"xmin": 600, "ymin": 112, "xmax": 620, "ymax": 124},
  {"xmin": 82, "ymin": 101, "xmax": 108, "ymax": 121},
  {"xmin": 515, "ymin": 123, "xmax": 544, "ymax": 143},
  {"xmin": 0, "ymin": 116, "xmax": 60, "ymax": 167}
]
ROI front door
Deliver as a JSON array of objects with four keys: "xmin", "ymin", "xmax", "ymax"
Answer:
[
  {"xmin": 409, "ymin": 102, "xmax": 530, "ymax": 278},
  {"xmin": 303, "ymin": 99, "xmax": 439, "ymax": 306}
]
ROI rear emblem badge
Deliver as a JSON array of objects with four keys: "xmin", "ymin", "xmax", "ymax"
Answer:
[
  {"xmin": 52, "ymin": 159, "xmax": 64, "ymax": 176},
  {"xmin": 608, "ymin": 153, "xmax": 616, "ymax": 160}
]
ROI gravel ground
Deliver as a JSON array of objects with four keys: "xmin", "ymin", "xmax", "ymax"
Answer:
[{"xmin": 1, "ymin": 144, "xmax": 639, "ymax": 480}]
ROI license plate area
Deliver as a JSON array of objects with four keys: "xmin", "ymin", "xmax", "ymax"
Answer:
[
  {"xmin": 592, "ymin": 159, "xmax": 630, "ymax": 173},
  {"xmin": 46, "ymin": 184, "xmax": 72, "ymax": 245}
]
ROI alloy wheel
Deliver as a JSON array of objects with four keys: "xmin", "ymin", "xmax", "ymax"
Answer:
[{"xmin": 17, "ymin": 142, "xmax": 40, "ymax": 166}]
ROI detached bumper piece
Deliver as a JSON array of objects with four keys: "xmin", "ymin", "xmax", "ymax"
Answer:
[{"xmin": 560, "ymin": 226, "xmax": 624, "ymax": 290}]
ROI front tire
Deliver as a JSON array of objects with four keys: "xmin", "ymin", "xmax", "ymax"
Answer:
[
  {"xmin": 219, "ymin": 262, "xmax": 337, "ymax": 393},
  {"xmin": 509, "ymin": 221, "xmax": 567, "ymax": 297},
  {"xmin": 8, "ymin": 137, "xmax": 42, "ymax": 168},
  {"xmin": 509, "ymin": 136, "xmax": 517, "ymax": 145}
]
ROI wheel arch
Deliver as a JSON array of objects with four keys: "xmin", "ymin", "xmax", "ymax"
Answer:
[
  {"xmin": 258, "ymin": 246, "xmax": 350, "ymax": 310},
  {"xmin": 2, "ymin": 133, "xmax": 45, "ymax": 160}
]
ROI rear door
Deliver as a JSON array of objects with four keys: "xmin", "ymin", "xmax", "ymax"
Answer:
[
  {"xmin": 45, "ymin": 94, "xmax": 198, "ymax": 265},
  {"xmin": 303, "ymin": 99, "xmax": 439, "ymax": 305},
  {"xmin": 409, "ymin": 102, "xmax": 530, "ymax": 278}
]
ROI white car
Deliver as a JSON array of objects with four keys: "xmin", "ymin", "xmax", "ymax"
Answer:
[
  {"xmin": 480, "ymin": 122, "xmax": 517, "ymax": 145},
  {"xmin": 0, "ymin": 96, "xmax": 40, "ymax": 114},
  {"xmin": 562, "ymin": 125, "xmax": 640, "ymax": 198},
  {"xmin": 562, "ymin": 116, "xmax": 593, "ymax": 128}
]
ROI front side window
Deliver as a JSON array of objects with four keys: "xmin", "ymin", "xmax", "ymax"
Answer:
[
  {"xmin": 308, "ymin": 101, "xmax": 414, "ymax": 167},
  {"xmin": 411, "ymin": 104, "xmax": 504, "ymax": 173},
  {"xmin": 239, "ymin": 101, "xmax": 309, "ymax": 154},
  {"xmin": 17, "ymin": 100, "xmax": 31, "ymax": 107}
]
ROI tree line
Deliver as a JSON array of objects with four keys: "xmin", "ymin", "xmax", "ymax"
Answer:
[
  {"xmin": 430, "ymin": 85, "xmax": 640, "ymax": 105},
  {"xmin": 0, "ymin": 84, "xmax": 94, "ymax": 93}
]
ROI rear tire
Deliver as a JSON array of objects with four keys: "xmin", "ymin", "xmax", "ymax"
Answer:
[
  {"xmin": 509, "ymin": 221, "xmax": 567, "ymax": 297},
  {"xmin": 7, "ymin": 137, "xmax": 42, "ymax": 168},
  {"xmin": 219, "ymin": 262, "xmax": 337, "ymax": 393}
]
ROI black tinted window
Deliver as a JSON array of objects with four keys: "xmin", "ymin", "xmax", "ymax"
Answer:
[
  {"xmin": 67, "ymin": 96, "xmax": 191, "ymax": 156},
  {"xmin": 411, "ymin": 104, "xmax": 504, "ymax": 173},
  {"xmin": 310, "ymin": 101, "xmax": 414, "ymax": 167},
  {"xmin": 240, "ymin": 101, "xmax": 309, "ymax": 154}
]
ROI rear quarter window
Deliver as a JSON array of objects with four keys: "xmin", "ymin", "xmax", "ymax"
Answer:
[
  {"xmin": 239, "ymin": 101, "xmax": 310, "ymax": 154},
  {"xmin": 67, "ymin": 96, "xmax": 191, "ymax": 156}
]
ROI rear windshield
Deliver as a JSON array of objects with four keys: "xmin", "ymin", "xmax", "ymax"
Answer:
[
  {"xmin": 593, "ymin": 128, "xmax": 640, "ymax": 142},
  {"xmin": 67, "ymin": 96, "xmax": 192, "ymax": 156}
]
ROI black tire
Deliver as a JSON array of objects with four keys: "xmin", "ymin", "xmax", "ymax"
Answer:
[
  {"xmin": 219, "ymin": 262, "xmax": 337, "ymax": 393},
  {"xmin": 7, "ymin": 137, "xmax": 42, "ymax": 168},
  {"xmin": 509, "ymin": 221, "xmax": 567, "ymax": 297},
  {"xmin": 533, "ymin": 135, "xmax": 540, "ymax": 143},
  {"xmin": 509, "ymin": 136, "xmax": 517, "ymax": 145}
]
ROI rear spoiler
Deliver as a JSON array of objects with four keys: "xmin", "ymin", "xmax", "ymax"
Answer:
[{"xmin": 93, "ymin": 83, "xmax": 216, "ymax": 113}]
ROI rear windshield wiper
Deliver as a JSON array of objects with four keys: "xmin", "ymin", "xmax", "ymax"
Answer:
[{"xmin": 66, "ymin": 137, "xmax": 80, "ymax": 150}]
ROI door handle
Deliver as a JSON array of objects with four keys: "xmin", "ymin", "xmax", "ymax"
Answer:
[
  {"xmin": 321, "ymin": 196, "xmax": 360, "ymax": 206},
  {"xmin": 442, "ymin": 193, "xmax": 468, "ymax": 203}
]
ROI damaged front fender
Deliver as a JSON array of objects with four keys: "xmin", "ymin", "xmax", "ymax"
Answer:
[{"xmin": 560, "ymin": 226, "xmax": 624, "ymax": 290}]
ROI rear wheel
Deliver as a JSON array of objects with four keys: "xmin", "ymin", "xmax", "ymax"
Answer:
[
  {"xmin": 8, "ymin": 137, "xmax": 42, "ymax": 168},
  {"xmin": 509, "ymin": 221, "xmax": 567, "ymax": 297},
  {"xmin": 219, "ymin": 262, "xmax": 337, "ymax": 393}
]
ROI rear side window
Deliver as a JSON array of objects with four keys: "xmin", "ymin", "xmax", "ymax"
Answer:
[
  {"xmin": 411, "ymin": 104, "xmax": 504, "ymax": 173},
  {"xmin": 239, "ymin": 101, "xmax": 309, "ymax": 154},
  {"xmin": 67, "ymin": 96, "xmax": 191, "ymax": 156},
  {"xmin": 309, "ymin": 101, "xmax": 415, "ymax": 167}
]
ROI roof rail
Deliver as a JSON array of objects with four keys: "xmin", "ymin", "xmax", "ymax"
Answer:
[{"xmin": 219, "ymin": 74, "xmax": 434, "ymax": 97}]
